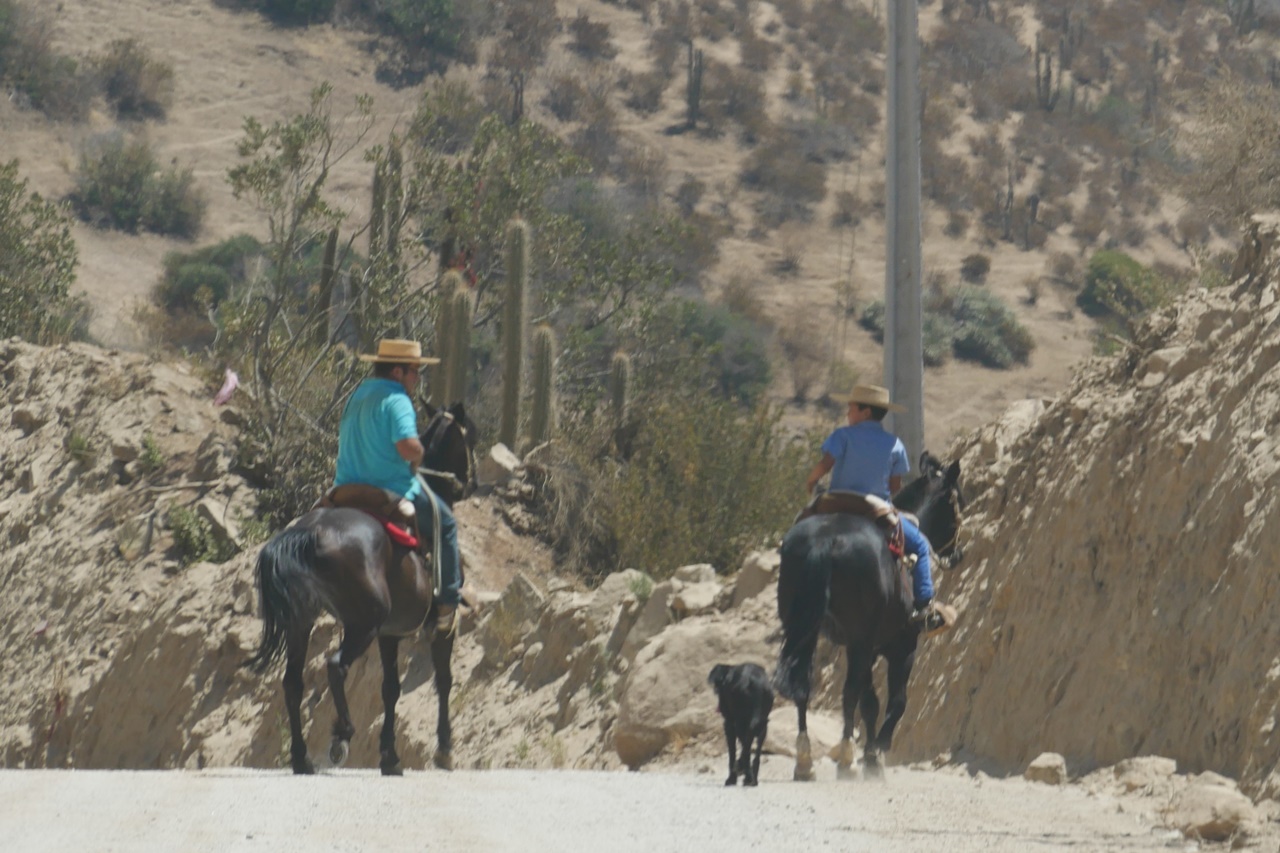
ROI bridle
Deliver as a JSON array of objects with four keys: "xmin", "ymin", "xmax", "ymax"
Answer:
[{"xmin": 418, "ymin": 408, "xmax": 474, "ymax": 499}]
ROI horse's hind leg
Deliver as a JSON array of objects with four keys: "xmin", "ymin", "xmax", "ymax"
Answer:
[
  {"xmin": 794, "ymin": 702, "xmax": 815, "ymax": 782},
  {"xmin": 834, "ymin": 645, "xmax": 875, "ymax": 778},
  {"xmin": 283, "ymin": 622, "xmax": 315, "ymax": 775},
  {"xmin": 873, "ymin": 648, "xmax": 917, "ymax": 755},
  {"xmin": 377, "ymin": 635, "xmax": 404, "ymax": 776},
  {"xmin": 430, "ymin": 631, "xmax": 455, "ymax": 770},
  {"xmin": 326, "ymin": 625, "xmax": 378, "ymax": 767}
]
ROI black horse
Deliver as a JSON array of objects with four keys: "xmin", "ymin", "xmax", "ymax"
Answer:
[
  {"xmin": 774, "ymin": 456, "xmax": 964, "ymax": 781},
  {"xmin": 244, "ymin": 401, "xmax": 476, "ymax": 775}
]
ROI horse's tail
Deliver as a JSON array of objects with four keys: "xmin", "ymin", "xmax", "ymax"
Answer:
[
  {"xmin": 773, "ymin": 529, "xmax": 831, "ymax": 705},
  {"xmin": 243, "ymin": 526, "xmax": 327, "ymax": 674}
]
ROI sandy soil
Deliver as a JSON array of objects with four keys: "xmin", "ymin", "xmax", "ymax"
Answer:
[{"xmin": 0, "ymin": 762, "xmax": 1194, "ymax": 853}]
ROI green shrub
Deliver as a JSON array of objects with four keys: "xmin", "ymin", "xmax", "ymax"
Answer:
[
  {"xmin": 960, "ymin": 253, "xmax": 991, "ymax": 284},
  {"xmin": 860, "ymin": 286, "xmax": 1033, "ymax": 369},
  {"xmin": 602, "ymin": 397, "xmax": 809, "ymax": 578},
  {"xmin": 1078, "ymin": 250, "xmax": 1182, "ymax": 324},
  {"xmin": 948, "ymin": 286, "xmax": 1034, "ymax": 368},
  {"xmin": 155, "ymin": 234, "xmax": 265, "ymax": 312},
  {"xmin": 0, "ymin": 0, "xmax": 94, "ymax": 120},
  {"xmin": 168, "ymin": 505, "xmax": 233, "ymax": 566},
  {"xmin": 0, "ymin": 159, "xmax": 88, "ymax": 344},
  {"xmin": 256, "ymin": 0, "xmax": 335, "ymax": 25},
  {"xmin": 92, "ymin": 38, "xmax": 174, "ymax": 120},
  {"xmin": 70, "ymin": 134, "xmax": 206, "ymax": 237}
]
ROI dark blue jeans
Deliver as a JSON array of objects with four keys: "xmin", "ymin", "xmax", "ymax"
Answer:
[{"xmin": 411, "ymin": 488, "xmax": 461, "ymax": 606}]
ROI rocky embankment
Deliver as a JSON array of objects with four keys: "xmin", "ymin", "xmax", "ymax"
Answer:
[{"xmin": 899, "ymin": 214, "xmax": 1280, "ymax": 805}]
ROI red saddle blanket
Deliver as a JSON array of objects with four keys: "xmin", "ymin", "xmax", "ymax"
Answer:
[
  {"xmin": 315, "ymin": 484, "xmax": 420, "ymax": 549},
  {"xmin": 362, "ymin": 513, "xmax": 419, "ymax": 548}
]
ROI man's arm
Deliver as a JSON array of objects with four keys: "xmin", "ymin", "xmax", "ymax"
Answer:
[
  {"xmin": 805, "ymin": 453, "xmax": 835, "ymax": 495},
  {"xmin": 888, "ymin": 474, "xmax": 903, "ymax": 496},
  {"xmin": 397, "ymin": 437, "xmax": 424, "ymax": 468}
]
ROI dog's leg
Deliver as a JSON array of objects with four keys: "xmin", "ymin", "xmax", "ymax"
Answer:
[
  {"xmin": 723, "ymin": 719, "xmax": 739, "ymax": 786},
  {"xmin": 746, "ymin": 727, "xmax": 764, "ymax": 786}
]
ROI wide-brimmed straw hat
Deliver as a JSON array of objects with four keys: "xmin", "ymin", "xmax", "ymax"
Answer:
[
  {"xmin": 847, "ymin": 384, "xmax": 907, "ymax": 414},
  {"xmin": 357, "ymin": 338, "xmax": 440, "ymax": 366}
]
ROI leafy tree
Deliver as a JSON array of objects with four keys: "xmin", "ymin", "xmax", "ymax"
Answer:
[{"xmin": 0, "ymin": 159, "xmax": 87, "ymax": 343}]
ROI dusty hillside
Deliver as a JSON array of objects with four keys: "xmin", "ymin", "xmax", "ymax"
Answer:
[
  {"xmin": 9, "ymin": 0, "xmax": 1230, "ymax": 449},
  {"xmin": 897, "ymin": 213, "xmax": 1280, "ymax": 798}
]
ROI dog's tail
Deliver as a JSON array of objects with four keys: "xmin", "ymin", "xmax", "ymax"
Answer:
[{"xmin": 773, "ymin": 530, "xmax": 831, "ymax": 705}]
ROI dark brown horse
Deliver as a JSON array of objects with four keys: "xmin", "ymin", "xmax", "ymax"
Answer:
[
  {"xmin": 774, "ymin": 456, "xmax": 964, "ymax": 781},
  {"xmin": 244, "ymin": 402, "xmax": 476, "ymax": 775}
]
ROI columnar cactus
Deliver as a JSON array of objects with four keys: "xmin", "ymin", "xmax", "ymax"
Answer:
[
  {"xmin": 686, "ymin": 43, "xmax": 704, "ymax": 129},
  {"xmin": 369, "ymin": 160, "xmax": 386, "ymax": 257},
  {"xmin": 384, "ymin": 139, "xmax": 403, "ymax": 264},
  {"xmin": 432, "ymin": 271, "xmax": 462, "ymax": 407},
  {"xmin": 448, "ymin": 289, "xmax": 472, "ymax": 407},
  {"xmin": 316, "ymin": 226, "xmax": 339, "ymax": 345},
  {"xmin": 610, "ymin": 350, "xmax": 631, "ymax": 426},
  {"xmin": 529, "ymin": 325, "xmax": 556, "ymax": 446},
  {"xmin": 500, "ymin": 220, "xmax": 529, "ymax": 449}
]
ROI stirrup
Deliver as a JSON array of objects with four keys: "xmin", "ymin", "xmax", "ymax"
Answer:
[{"xmin": 434, "ymin": 604, "xmax": 457, "ymax": 638}]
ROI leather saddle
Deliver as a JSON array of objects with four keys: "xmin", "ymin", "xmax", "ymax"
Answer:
[
  {"xmin": 796, "ymin": 490, "xmax": 905, "ymax": 558},
  {"xmin": 318, "ymin": 484, "xmax": 421, "ymax": 549}
]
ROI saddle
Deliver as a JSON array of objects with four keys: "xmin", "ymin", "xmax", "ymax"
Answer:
[
  {"xmin": 318, "ymin": 484, "xmax": 420, "ymax": 549},
  {"xmin": 796, "ymin": 490, "xmax": 906, "ymax": 558}
]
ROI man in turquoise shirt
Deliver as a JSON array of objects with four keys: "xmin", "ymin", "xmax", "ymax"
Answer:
[
  {"xmin": 335, "ymin": 338, "xmax": 461, "ymax": 635},
  {"xmin": 805, "ymin": 385, "xmax": 943, "ymax": 628}
]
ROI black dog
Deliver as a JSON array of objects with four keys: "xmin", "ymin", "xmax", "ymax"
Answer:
[{"xmin": 708, "ymin": 662, "xmax": 774, "ymax": 787}]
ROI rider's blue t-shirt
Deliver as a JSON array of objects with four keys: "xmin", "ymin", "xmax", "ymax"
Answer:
[
  {"xmin": 822, "ymin": 420, "xmax": 909, "ymax": 500},
  {"xmin": 334, "ymin": 378, "xmax": 421, "ymax": 499}
]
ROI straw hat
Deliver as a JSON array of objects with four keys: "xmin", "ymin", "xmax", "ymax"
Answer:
[
  {"xmin": 357, "ymin": 338, "xmax": 440, "ymax": 366},
  {"xmin": 847, "ymin": 384, "xmax": 906, "ymax": 414}
]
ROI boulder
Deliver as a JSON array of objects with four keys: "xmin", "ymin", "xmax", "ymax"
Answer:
[
  {"xmin": 619, "ymin": 581, "xmax": 676, "ymax": 663},
  {"xmin": 672, "ymin": 581, "xmax": 720, "ymax": 618},
  {"xmin": 731, "ymin": 550, "xmax": 780, "ymax": 608},
  {"xmin": 1165, "ymin": 774, "xmax": 1258, "ymax": 842},
  {"xmin": 613, "ymin": 621, "xmax": 772, "ymax": 769},
  {"xmin": 477, "ymin": 443, "xmax": 521, "ymax": 487},
  {"xmin": 1024, "ymin": 752, "xmax": 1068, "ymax": 785}
]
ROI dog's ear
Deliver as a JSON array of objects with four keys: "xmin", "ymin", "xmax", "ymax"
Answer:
[{"xmin": 707, "ymin": 663, "xmax": 730, "ymax": 690}]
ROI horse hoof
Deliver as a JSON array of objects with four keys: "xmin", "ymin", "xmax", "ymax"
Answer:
[
  {"xmin": 863, "ymin": 762, "xmax": 884, "ymax": 780},
  {"xmin": 292, "ymin": 756, "xmax": 316, "ymax": 775},
  {"xmin": 381, "ymin": 762, "xmax": 404, "ymax": 777},
  {"xmin": 836, "ymin": 763, "xmax": 858, "ymax": 781},
  {"xmin": 329, "ymin": 739, "xmax": 349, "ymax": 767},
  {"xmin": 744, "ymin": 777, "xmax": 758, "ymax": 788},
  {"xmin": 724, "ymin": 777, "xmax": 738, "ymax": 787},
  {"xmin": 433, "ymin": 750, "xmax": 453, "ymax": 771},
  {"xmin": 793, "ymin": 765, "xmax": 816, "ymax": 782}
]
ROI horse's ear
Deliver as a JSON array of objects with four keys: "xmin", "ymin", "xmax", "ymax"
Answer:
[
  {"xmin": 451, "ymin": 401, "xmax": 467, "ymax": 422},
  {"xmin": 422, "ymin": 400, "xmax": 438, "ymax": 418},
  {"xmin": 944, "ymin": 459, "xmax": 961, "ymax": 486}
]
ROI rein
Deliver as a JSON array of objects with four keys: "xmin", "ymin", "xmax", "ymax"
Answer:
[{"xmin": 418, "ymin": 409, "xmax": 474, "ymax": 496}]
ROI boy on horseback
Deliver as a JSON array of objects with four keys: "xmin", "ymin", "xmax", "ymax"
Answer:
[
  {"xmin": 804, "ymin": 385, "xmax": 946, "ymax": 632},
  {"xmin": 334, "ymin": 338, "xmax": 462, "ymax": 636}
]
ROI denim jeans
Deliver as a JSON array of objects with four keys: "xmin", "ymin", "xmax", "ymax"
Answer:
[
  {"xmin": 902, "ymin": 516, "xmax": 933, "ymax": 606},
  {"xmin": 411, "ymin": 488, "xmax": 461, "ymax": 606}
]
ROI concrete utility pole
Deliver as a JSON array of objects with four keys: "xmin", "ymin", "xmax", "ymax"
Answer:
[{"xmin": 884, "ymin": 0, "xmax": 925, "ymax": 466}]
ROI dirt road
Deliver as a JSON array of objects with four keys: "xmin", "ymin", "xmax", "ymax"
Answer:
[{"xmin": 0, "ymin": 758, "xmax": 1191, "ymax": 852}]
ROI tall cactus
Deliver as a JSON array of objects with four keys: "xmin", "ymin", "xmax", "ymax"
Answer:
[
  {"xmin": 1035, "ymin": 36, "xmax": 1062, "ymax": 113},
  {"xmin": 369, "ymin": 159, "xmax": 386, "ymax": 257},
  {"xmin": 610, "ymin": 350, "xmax": 631, "ymax": 427},
  {"xmin": 431, "ymin": 271, "xmax": 462, "ymax": 407},
  {"xmin": 500, "ymin": 219, "xmax": 529, "ymax": 449},
  {"xmin": 529, "ymin": 325, "xmax": 556, "ymax": 446},
  {"xmin": 384, "ymin": 138, "xmax": 403, "ymax": 264},
  {"xmin": 315, "ymin": 226, "xmax": 339, "ymax": 346},
  {"xmin": 448, "ymin": 288, "xmax": 472, "ymax": 407},
  {"xmin": 686, "ymin": 43, "xmax": 704, "ymax": 130}
]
